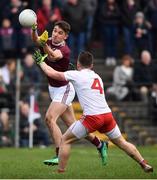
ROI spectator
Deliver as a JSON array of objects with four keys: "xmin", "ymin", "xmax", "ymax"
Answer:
[
  {"xmin": 133, "ymin": 50, "xmax": 154, "ymax": 102},
  {"xmin": 0, "ymin": 18, "xmax": 16, "ymax": 58},
  {"xmin": 145, "ymin": 0, "xmax": 157, "ymax": 58},
  {"xmin": 0, "ymin": 74, "xmax": 10, "ymax": 109},
  {"xmin": 107, "ymin": 55, "xmax": 134, "ymax": 101},
  {"xmin": 99, "ymin": 0, "xmax": 120, "ymax": 66},
  {"xmin": 62, "ymin": 0, "xmax": 88, "ymax": 63},
  {"xmin": 19, "ymin": 101, "xmax": 50, "ymax": 147},
  {"xmin": 2, "ymin": 0, "xmax": 25, "ymax": 56},
  {"xmin": 0, "ymin": 109, "xmax": 12, "ymax": 147},
  {"xmin": 37, "ymin": 0, "xmax": 62, "ymax": 34},
  {"xmin": 81, "ymin": 0, "xmax": 97, "ymax": 45},
  {"xmin": 2, "ymin": 0, "xmax": 24, "ymax": 29},
  {"xmin": 0, "ymin": 58, "xmax": 16, "ymax": 86},
  {"xmin": 21, "ymin": 53, "xmax": 42, "ymax": 99},
  {"xmin": 19, "ymin": 27, "xmax": 34, "ymax": 55},
  {"xmin": 0, "ymin": 59, "xmax": 16, "ymax": 110},
  {"xmin": 133, "ymin": 12, "xmax": 152, "ymax": 57},
  {"xmin": 149, "ymin": 83, "xmax": 157, "ymax": 126},
  {"xmin": 121, "ymin": 0, "xmax": 139, "ymax": 55}
]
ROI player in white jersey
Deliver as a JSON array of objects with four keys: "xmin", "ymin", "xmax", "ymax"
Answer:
[
  {"xmin": 33, "ymin": 50, "xmax": 153, "ymax": 173},
  {"xmin": 32, "ymin": 21, "xmax": 108, "ymax": 166}
]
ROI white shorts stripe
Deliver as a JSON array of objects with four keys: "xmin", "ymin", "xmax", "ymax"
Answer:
[{"xmin": 61, "ymin": 83, "xmax": 70, "ymax": 104}]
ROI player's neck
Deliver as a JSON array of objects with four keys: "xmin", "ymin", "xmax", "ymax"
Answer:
[{"xmin": 52, "ymin": 40, "xmax": 65, "ymax": 47}]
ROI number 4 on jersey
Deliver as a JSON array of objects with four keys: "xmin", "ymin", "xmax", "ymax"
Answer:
[{"xmin": 91, "ymin": 78, "xmax": 103, "ymax": 94}]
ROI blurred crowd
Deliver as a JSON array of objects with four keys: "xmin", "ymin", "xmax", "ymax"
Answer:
[{"xmin": 0, "ymin": 0, "xmax": 157, "ymax": 147}]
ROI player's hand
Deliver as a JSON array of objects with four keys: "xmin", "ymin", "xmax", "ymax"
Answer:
[
  {"xmin": 38, "ymin": 30, "xmax": 48, "ymax": 47},
  {"xmin": 32, "ymin": 23, "xmax": 37, "ymax": 31},
  {"xmin": 33, "ymin": 49, "xmax": 48, "ymax": 64}
]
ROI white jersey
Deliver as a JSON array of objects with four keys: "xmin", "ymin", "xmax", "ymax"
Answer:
[{"xmin": 64, "ymin": 69, "xmax": 111, "ymax": 115}]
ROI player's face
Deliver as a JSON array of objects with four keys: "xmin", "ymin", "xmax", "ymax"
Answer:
[{"xmin": 52, "ymin": 25, "xmax": 68, "ymax": 44}]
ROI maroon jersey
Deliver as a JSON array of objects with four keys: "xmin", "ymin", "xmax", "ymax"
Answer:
[{"xmin": 45, "ymin": 38, "xmax": 70, "ymax": 87}]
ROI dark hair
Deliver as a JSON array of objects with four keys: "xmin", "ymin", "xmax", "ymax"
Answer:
[
  {"xmin": 54, "ymin": 21, "xmax": 71, "ymax": 34},
  {"xmin": 122, "ymin": 55, "xmax": 133, "ymax": 63},
  {"xmin": 78, "ymin": 51, "xmax": 93, "ymax": 67}
]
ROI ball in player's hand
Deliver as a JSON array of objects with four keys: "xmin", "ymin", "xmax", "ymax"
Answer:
[{"xmin": 19, "ymin": 9, "xmax": 37, "ymax": 27}]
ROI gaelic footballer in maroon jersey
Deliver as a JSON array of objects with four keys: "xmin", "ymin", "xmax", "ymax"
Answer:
[
  {"xmin": 32, "ymin": 21, "xmax": 104, "ymax": 166},
  {"xmin": 45, "ymin": 38, "xmax": 70, "ymax": 87}
]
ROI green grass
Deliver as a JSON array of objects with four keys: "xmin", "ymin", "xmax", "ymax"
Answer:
[{"xmin": 0, "ymin": 145, "xmax": 156, "ymax": 179}]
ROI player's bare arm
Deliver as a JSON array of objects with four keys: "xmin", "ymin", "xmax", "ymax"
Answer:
[
  {"xmin": 31, "ymin": 23, "xmax": 49, "ymax": 47},
  {"xmin": 43, "ymin": 44, "xmax": 63, "ymax": 61},
  {"xmin": 31, "ymin": 23, "xmax": 40, "ymax": 44},
  {"xmin": 32, "ymin": 49, "xmax": 65, "ymax": 81},
  {"xmin": 40, "ymin": 62, "xmax": 65, "ymax": 81}
]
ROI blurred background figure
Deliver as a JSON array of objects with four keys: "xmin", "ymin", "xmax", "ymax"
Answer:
[
  {"xmin": 149, "ymin": 83, "xmax": 157, "ymax": 126},
  {"xmin": 145, "ymin": 0, "xmax": 157, "ymax": 58},
  {"xmin": 21, "ymin": 53, "xmax": 42, "ymax": 100},
  {"xmin": 37, "ymin": 0, "xmax": 62, "ymax": 34},
  {"xmin": 133, "ymin": 50, "xmax": 154, "ymax": 102},
  {"xmin": 0, "ymin": 18, "xmax": 16, "ymax": 58},
  {"xmin": 107, "ymin": 55, "xmax": 135, "ymax": 101},
  {"xmin": 0, "ymin": 109, "xmax": 12, "ymax": 147},
  {"xmin": 99, "ymin": 0, "xmax": 120, "ymax": 66},
  {"xmin": 19, "ymin": 100, "xmax": 50, "ymax": 147},
  {"xmin": 81, "ymin": 0, "xmax": 97, "ymax": 46},
  {"xmin": 2, "ymin": 0, "xmax": 25, "ymax": 57},
  {"xmin": 19, "ymin": 26, "xmax": 34, "ymax": 55},
  {"xmin": 121, "ymin": 0, "xmax": 139, "ymax": 55},
  {"xmin": 62, "ymin": 0, "xmax": 88, "ymax": 63},
  {"xmin": 0, "ymin": 58, "xmax": 17, "ymax": 111},
  {"xmin": 133, "ymin": 12, "xmax": 152, "ymax": 57}
]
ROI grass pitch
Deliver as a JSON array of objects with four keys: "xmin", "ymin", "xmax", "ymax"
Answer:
[{"xmin": 0, "ymin": 145, "xmax": 156, "ymax": 179}]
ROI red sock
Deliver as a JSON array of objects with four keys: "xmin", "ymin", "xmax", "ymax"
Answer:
[
  {"xmin": 91, "ymin": 136, "xmax": 101, "ymax": 148},
  {"xmin": 140, "ymin": 159, "xmax": 147, "ymax": 168},
  {"xmin": 56, "ymin": 147, "xmax": 59, "ymax": 157},
  {"xmin": 58, "ymin": 169, "xmax": 65, "ymax": 173}
]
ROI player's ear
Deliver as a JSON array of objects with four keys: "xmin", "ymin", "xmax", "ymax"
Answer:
[
  {"xmin": 64, "ymin": 34, "xmax": 68, "ymax": 40},
  {"xmin": 77, "ymin": 62, "xmax": 81, "ymax": 70}
]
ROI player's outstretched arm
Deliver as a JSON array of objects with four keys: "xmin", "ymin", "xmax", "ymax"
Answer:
[
  {"xmin": 33, "ymin": 50, "xmax": 65, "ymax": 81},
  {"xmin": 31, "ymin": 23, "xmax": 39, "ymax": 43},
  {"xmin": 31, "ymin": 24, "xmax": 49, "ymax": 47},
  {"xmin": 43, "ymin": 44, "xmax": 63, "ymax": 61}
]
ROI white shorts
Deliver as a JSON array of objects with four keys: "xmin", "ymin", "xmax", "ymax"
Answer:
[
  {"xmin": 48, "ymin": 82, "xmax": 75, "ymax": 106},
  {"xmin": 105, "ymin": 125, "xmax": 121, "ymax": 139},
  {"xmin": 69, "ymin": 121, "xmax": 121, "ymax": 140},
  {"xmin": 69, "ymin": 120, "xmax": 88, "ymax": 139}
]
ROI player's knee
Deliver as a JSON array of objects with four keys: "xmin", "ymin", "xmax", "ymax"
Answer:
[
  {"xmin": 60, "ymin": 136, "xmax": 67, "ymax": 146},
  {"xmin": 61, "ymin": 134, "xmax": 71, "ymax": 145},
  {"xmin": 113, "ymin": 136, "xmax": 128, "ymax": 148},
  {"xmin": 45, "ymin": 113, "xmax": 56, "ymax": 125}
]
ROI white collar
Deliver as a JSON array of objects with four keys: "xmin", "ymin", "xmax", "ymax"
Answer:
[{"xmin": 51, "ymin": 40, "xmax": 65, "ymax": 47}]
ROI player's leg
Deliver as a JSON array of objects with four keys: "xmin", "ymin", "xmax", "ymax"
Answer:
[
  {"xmin": 43, "ymin": 102, "xmax": 67, "ymax": 165},
  {"xmin": 86, "ymin": 133, "xmax": 108, "ymax": 166},
  {"xmin": 61, "ymin": 106, "xmax": 108, "ymax": 165},
  {"xmin": 58, "ymin": 120, "xmax": 88, "ymax": 172},
  {"xmin": 111, "ymin": 135, "xmax": 153, "ymax": 172},
  {"xmin": 61, "ymin": 105, "xmax": 76, "ymax": 127},
  {"xmin": 106, "ymin": 125, "xmax": 153, "ymax": 172},
  {"xmin": 44, "ymin": 83, "xmax": 75, "ymax": 166},
  {"xmin": 58, "ymin": 129, "xmax": 78, "ymax": 173}
]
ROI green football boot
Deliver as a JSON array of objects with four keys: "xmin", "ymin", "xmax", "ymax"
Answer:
[
  {"xmin": 98, "ymin": 141, "xmax": 108, "ymax": 166},
  {"xmin": 43, "ymin": 156, "xmax": 59, "ymax": 166}
]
